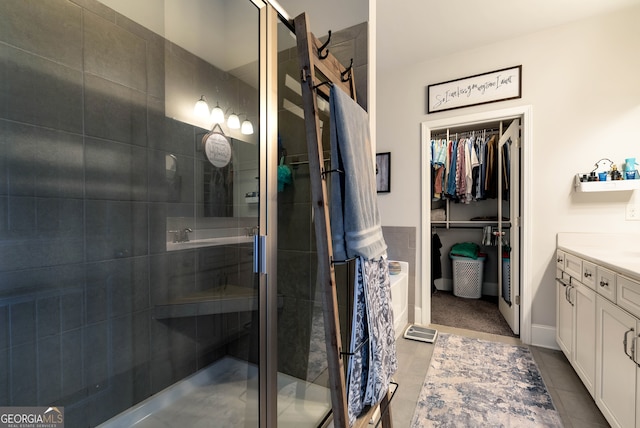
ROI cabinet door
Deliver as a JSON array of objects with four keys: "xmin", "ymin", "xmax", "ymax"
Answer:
[
  {"xmin": 556, "ymin": 277, "xmax": 573, "ymax": 360},
  {"xmin": 573, "ymin": 281, "xmax": 596, "ymax": 397},
  {"xmin": 595, "ymin": 295, "xmax": 638, "ymax": 428}
]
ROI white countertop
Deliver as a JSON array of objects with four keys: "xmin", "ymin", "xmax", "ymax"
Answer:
[{"xmin": 557, "ymin": 233, "xmax": 640, "ymax": 281}]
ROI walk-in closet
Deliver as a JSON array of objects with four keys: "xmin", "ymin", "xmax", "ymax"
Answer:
[{"xmin": 428, "ymin": 117, "xmax": 522, "ymax": 337}]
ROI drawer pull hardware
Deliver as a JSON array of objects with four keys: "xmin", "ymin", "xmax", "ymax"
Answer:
[
  {"xmin": 584, "ymin": 271, "xmax": 592, "ymax": 278},
  {"xmin": 557, "ymin": 258, "xmax": 563, "ymax": 263},
  {"xmin": 623, "ymin": 328, "xmax": 636, "ymax": 363},
  {"xmin": 599, "ymin": 280, "xmax": 609, "ymax": 287},
  {"xmin": 569, "ymin": 285, "xmax": 575, "ymax": 306}
]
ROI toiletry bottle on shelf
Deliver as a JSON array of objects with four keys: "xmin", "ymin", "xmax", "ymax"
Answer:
[{"xmin": 610, "ymin": 165, "xmax": 622, "ymax": 180}]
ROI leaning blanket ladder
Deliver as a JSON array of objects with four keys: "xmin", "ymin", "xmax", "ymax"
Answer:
[{"xmin": 294, "ymin": 12, "xmax": 393, "ymax": 428}]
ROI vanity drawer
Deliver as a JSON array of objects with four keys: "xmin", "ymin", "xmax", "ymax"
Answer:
[
  {"xmin": 581, "ymin": 260, "xmax": 597, "ymax": 290},
  {"xmin": 564, "ymin": 253, "xmax": 582, "ymax": 279},
  {"xmin": 616, "ymin": 275, "xmax": 640, "ymax": 319},
  {"xmin": 556, "ymin": 250, "xmax": 566, "ymax": 270},
  {"xmin": 595, "ymin": 266, "xmax": 616, "ymax": 302}
]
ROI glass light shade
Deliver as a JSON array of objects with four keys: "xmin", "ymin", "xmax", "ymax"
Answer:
[
  {"xmin": 194, "ymin": 96, "xmax": 209, "ymax": 117},
  {"xmin": 210, "ymin": 103, "xmax": 225, "ymax": 124},
  {"xmin": 241, "ymin": 119, "xmax": 254, "ymax": 135},
  {"xmin": 227, "ymin": 112, "xmax": 240, "ymax": 129}
]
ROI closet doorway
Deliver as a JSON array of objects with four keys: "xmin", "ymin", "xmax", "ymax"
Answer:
[{"xmin": 420, "ymin": 106, "xmax": 533, "ymax": 343}]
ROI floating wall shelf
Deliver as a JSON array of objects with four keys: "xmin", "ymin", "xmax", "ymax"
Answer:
[{"xmin": 574, "ymin": 174, "xmax": 640, "ymax": 192}]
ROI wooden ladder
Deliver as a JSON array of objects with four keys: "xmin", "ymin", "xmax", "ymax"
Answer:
[{"xmin": 293, "ymin": 12, "xmax": 393, "ymax": 428}]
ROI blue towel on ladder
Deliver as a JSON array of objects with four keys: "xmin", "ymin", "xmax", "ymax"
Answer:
[
  {"xmin": 329, "ymin": 86, "xmax": 387, "ymax": 261},
  {"xmin": 329, "ymin": 86, "xmax": 397, "ymax": 425}
]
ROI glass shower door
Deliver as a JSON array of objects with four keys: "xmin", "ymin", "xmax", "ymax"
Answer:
[
  {"xmin": 273, "ymin": 16, "xmax": 333, "ymax": 427},
  {"xmin": 0, "ymin": 0, "xmax": 270, "ymax": 426}
]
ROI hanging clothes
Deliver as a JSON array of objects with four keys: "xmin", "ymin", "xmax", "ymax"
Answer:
[
  {"xmin": 474, "ymin": 136, "xmax": 488, "ymax": 200},
  {"xmin": 431, "ymin": 133, "xmax": 503, "ymax": 203},
  {"xmin": 484, "ymin": 135, "xmax": 499, "ymax": 199},
  {"xmin": 431, "ymin": 232, "xmax": 442, "ymax": 294},
  {"xmin": 455, "ymin": 138, "xmax": 466, "ymax": 198},
  {"xmin": 502, "ymin": 138, "xmax": 511, "ymax": 200},
  {"xmin": 445, "ymin": 139, "xmax": 458, "ymax": 197}
]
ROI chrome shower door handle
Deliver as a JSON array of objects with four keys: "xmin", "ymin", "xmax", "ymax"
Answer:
[{"xmin": 253, "ymin": 235, "xmax": 267, "ymax": 274}]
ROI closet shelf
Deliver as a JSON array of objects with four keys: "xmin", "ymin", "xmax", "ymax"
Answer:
[{"xmin": 574, "ymin": 174, "xmax": 640, "ymax": 192}]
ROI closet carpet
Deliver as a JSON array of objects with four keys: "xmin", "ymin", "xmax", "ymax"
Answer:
[{"xmin": 431, "ymin": 291, "xmax": 516, "ymax": 337}]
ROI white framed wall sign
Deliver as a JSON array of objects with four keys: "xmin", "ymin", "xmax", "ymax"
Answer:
[{"xmin": 427, "ymin": 65, "xmax": 522, "ymax": 114}]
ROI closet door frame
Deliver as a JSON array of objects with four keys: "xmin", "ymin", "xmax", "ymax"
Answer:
[{"xmin": 419, "ymin": 105, "xmax": 533, "ymax": 344}]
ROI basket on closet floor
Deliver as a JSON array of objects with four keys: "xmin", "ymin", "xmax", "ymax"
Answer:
[{"xmin": 450, "ymin": 255, "xmax": 485, "ymax": 299}]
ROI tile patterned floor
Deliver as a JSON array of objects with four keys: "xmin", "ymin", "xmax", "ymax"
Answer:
[{"xmin": 391, "ymin": 324, "xmax": 610, "ymax": 427}]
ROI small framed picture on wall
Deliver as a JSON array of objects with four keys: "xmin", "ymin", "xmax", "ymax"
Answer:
[{"xmin": 376, "ymin": 152, "xmax": 391, "ymax": 193}]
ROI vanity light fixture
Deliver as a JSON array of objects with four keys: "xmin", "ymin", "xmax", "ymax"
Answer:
[
  {"xmin": 194, "ymin": 97, "xmax": 253, "ymax": 133},
  {"xmin": 210, "ymin": 102, "xmax": 225, "ymax": 124},
  {"xmin": 194, "ymin": 95, "xmax": 210, "ymax": 117},
  {"xmin": 241, "ymin": 117, "xmax": 254, "ymax": 135},
  {"xmin": 227, "ymin": 112, "xmax": 240, "ymax": 129}
]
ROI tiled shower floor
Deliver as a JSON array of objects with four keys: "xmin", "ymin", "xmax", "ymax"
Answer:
[{"xmin": 99, "ymin": 357, "xmax": 331, "ymax": 428}]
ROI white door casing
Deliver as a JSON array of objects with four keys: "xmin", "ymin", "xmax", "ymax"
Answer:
[{"xmin": 419, "ymin": 105, "xmax": 533, "ymax": 344}]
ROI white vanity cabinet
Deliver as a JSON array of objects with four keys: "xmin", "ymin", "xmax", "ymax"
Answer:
[
  {"xmin": 556, "ymin": 271, "xmax": 573, "ymax": 358},
  {"xmin": 557, "ymin": 234, "xmax": 640, "ymax": 428},
  {"xmin": 573, "ymin": 280, "xmax": 596, "ymax": 395},
  {"xmin": 595, "ymin": 295, "xmax": 639, "ymax": 428},
  {"xmin": 555, "ymin": 264, "xmax": 596, "ymax": 396}
]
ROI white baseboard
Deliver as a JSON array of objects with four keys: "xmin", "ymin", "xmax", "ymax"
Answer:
[{"xmin": 530, "ymin": 324, "xmax": 559, "ymax": 350}]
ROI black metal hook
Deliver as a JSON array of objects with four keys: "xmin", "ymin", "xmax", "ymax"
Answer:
[
  {"xmin": 313, "ymin": 80, "xmax": 333, "ymax": 91},
  {"xmin": 341, "ymin": 58, "xmax": 353, "ymax": 82},
  {"xmin": 321, "ymin": 168, "xmax": 344, "ymax": 179},
  {"xmin": 318, "ymin": 30, "xmax": 331, "ymax": 60}
]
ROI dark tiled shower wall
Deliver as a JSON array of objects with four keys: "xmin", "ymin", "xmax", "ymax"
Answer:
[{"xmin": 0, "ymin": 1, "xmax": 255, "ymax": 425}]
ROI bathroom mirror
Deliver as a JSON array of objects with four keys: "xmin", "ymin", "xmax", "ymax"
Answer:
[
  {"xmin": 201, "ymin": 136, "xmax": 259, "ymax": 218},
  {"xmin": 166, "ymin": 154, "xmax": 178, "ymax": 180}
]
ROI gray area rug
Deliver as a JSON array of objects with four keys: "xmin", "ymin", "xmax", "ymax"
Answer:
[
  {"xmin": 431, "ymin": 291, "xmax": 515, "ymax": 337},
  {"xmin": 411, "ymin": 333, "xmax": 563, "ymax": 427}
]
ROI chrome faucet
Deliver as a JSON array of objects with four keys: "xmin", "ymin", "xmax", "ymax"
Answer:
[
  {"xmin": 169, "ymin": 228, "xmax": 193, "ymax": 243},
  {"xmin": 245, "ymin": 226, "xmax": 259, "ymax": 237},
  {"xmin": 181, "ymin": 228, "xmax": 192, "ymax": 242}
]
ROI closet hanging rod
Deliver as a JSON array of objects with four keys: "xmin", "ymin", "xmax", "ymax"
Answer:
[
  {"xmin": 431, "ymin": 128, "xmax": 501, "ymax": 138},
  {"xmin": 431, "ymin": 222, "xmax": 512, "ymax": 229}
]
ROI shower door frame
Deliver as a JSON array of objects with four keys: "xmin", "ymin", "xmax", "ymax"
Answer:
[{"xmin": 254, "ymin": 1, "xmax": 279, "ymax": 427}]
